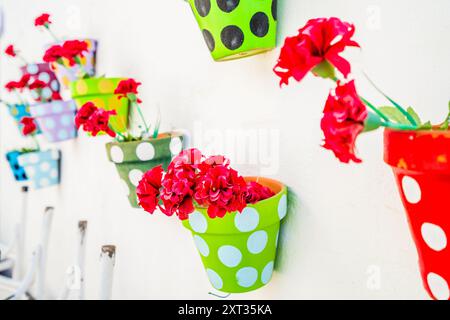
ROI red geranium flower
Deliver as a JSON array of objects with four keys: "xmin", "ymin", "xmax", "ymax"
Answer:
[
  {"xmin": 62, "ymin": 40, "xmax": 88, "ymax": 66},
  {"xmin": 114, "ymin": 79, "xmax": 142, "ymax": 103},
  {"xmin": 28, "ymin": 79, "xmax": 47, "ymax": 90},
  {"xmin": 274, "ymin": 17, "xmax": 359, "ymax": 86},
  {"xmin": 5, "ymin": 74, "xmax": 30, "ymax": 92},
  {"xmin": 35, "ymin": 13, "xmax": 51, "ymax": 27},
  {"xmin": 52, "ymin": 91, "xmax": 62, "ymax": 101},
  {"xmin": 137, "ymin": 165, "xmax": 163, "ymax": 214},
  {"xmin": 83, "ymin": 109, "xmax": 117, "ymax": 137},
  {"xmin": 194, "ymin": 155, "xmax": 247, "ymax": 219},
  {"xmin": 320, "ymin": 80, "xmax": 368, "ymax": 163},
  {"xmin": 43, "ymin": 45, "xmax": 65, "ymax": 63},
  {"xmin": 243, "ymin": 181, "xmax": 275, "ymax": 204},
  {"xmin": 20, "ymin": 117, "xmax": 37, "ymax": 136},
  {"xmin": 5, "ymin": 45, "xmax": 16, "ymax": 57},
  {"xmin": 5, "ymin": 81, "xmax": 19, "ymax": 92},
  {"xmin": 75, "ymin": 102, "xmax": 98, "ymax": 128}
]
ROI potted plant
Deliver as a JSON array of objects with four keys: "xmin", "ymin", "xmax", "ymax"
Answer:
[
  {"xmin": 185, "ymin": 0, "xmax": 278, "ymax": 61},
  {"xmin": 7, "ymin": 117, "xmax": 61, "ymax": 189},
  {"xmin": 76, "ymin": 78, "xmax": 184, "ymax": 208},
  {"xmin": 35, "ymin": 13, "xmax": 97, "ymax": 88},
  {"xmin": 136, "ymin": 149, "xmax": 287, "ymax": 293},
  {"xmin": 3, "ymin": 43, "xmax": 78, "ymax": 143},
  {"xmin": 274, "ymin": 17, "xmax": 450, "ymax": 300}
]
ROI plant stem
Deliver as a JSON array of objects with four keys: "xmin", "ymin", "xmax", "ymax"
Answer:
[
  {"xmin": 32, "ymin": 135, "xmax": 40, "ymax": 151},
  {"xmin": 46, "ymin": 26, "xmax": 60, "ymax": 42},
  {"xmin": 362, "ymin": 71, "xmax": 417, "ymax": 126},
  {"xmin": 380, "ymin": 121, "xmax": 417, "ymax": 130},
  {"xmin": 135, "ymin": 102, "xmax": 149, "ymax": 135}
]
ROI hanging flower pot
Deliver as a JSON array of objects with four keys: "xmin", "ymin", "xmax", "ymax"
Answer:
[
  {"xmin": 5, "ymin": 151, "xmax": 28, "ymax": 182},
  {"xmin": 384, "ymin": 128, "xmax": 450, "ymax": 300},
  {"xmin": 20, "ymin": 63, "xmax": 60, "ymax": 102},
  {"xmin": 49, "ymin": 39, "xmax": 97, "ymax": 88},
  {"xmin": 6, "ymin": 103, "xmax": 41, "ymax": 136},
  {"xmin": 29, "ymin": 100, "xmax": 77, "ymax": 142},
  {"xmin": 186, "ymin": 0, "xmax": 278, "ymax": 61},
  {"xmin": 182, "ymin": 177, "xmax": 287, "ymax": 293},
  {"xmin": 105, "ymin": 133, "xmax": 184, "ymax": 208},
  {"xmin": 17, "ymin": 149, "xmax": 61, "ymax": 189},
  {"xmin": 70, "ymin": 78, "xmax": 129, "ymax": 134}
]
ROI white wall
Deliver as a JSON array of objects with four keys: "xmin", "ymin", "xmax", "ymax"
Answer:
[{"xmin": 0, "ymin": 0, "xmax": 448, "ymax": 299}]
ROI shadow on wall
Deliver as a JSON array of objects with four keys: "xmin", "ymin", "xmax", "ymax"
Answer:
[{"xmin": 275, "ymin": 186, "xmax": 299, "ymax": 272}]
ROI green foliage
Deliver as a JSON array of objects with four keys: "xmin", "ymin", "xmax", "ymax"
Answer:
[
  {"xmin": 312, "ymin": 60, "xmax": 336, "ymax": 79},
  {"xmin": 407, "ymin": 107, "xmax": 422, "ymax": 126},
  {"xmin": 378, "ymin": 106, "xmax": 411, "ymax": 125}
]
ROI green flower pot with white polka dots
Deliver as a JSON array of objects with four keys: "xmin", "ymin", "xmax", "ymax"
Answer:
[
  {"xmin": 106, "ymin": 133, "xmax": 185, "ymax": 208},
  {"xmin": 182, "ymin": 177, "xmax": 287, "ymax": 293},
  {"xmin": 70, "ymin": 78, "xmax": 129, "ymax": 134},
  {"xmin": 187, "ymin": 0, "xmax": 278, "ymax": 61}
]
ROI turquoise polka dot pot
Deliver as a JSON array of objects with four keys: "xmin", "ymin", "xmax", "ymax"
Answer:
[
  {"xmin": 48, "ymin": 39, "xmax": 97, "ymax": 89},
  {"xmin": 106, "ymin": 133, "xmax": 185, "ymax": 208},
  {"xmin": 17, "ymin": 150, "xmax": 61, "ymax": 189},
  {"xmin": 70, "ymin": 77, "xmax": 129, "ymax": 134},
  {"xmin": 20, "ymin": 63, "xmax": 60, "ymax": 102},
  {"xmin": 186, "ymin": 0, "xmax": 278, "ymax": 61},
  {"xmin": 182, "ymin": 177, "xmax": 287, "ymax": 293},
  {"xmin": 30, "ymin": 100, "xmax": 77, "ymax": 143},
  {"xmin": 6, "ymin": 151, "xmax": 28, "ymax": 182},
  {"xmin": 6, "ymin": 104, "xmax": 42, "ymax": 136}
]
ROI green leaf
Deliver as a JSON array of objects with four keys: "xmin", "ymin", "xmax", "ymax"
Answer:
[
  {"xmin": 407, "ymin": 107, "xmax": 422, "ymax": 126},
  {"xmin": 439, "ymin": 102, "xmax": 450, "ymax": 130},
  {"xmin": 378, "ymin": 106, "xmax": 410, "ymax": 125},
  {"xmin": 419, "ymin": 121, "xmax": 433, "ymax": 130}
]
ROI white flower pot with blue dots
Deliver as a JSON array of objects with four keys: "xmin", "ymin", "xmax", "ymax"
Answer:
[
  {"xmin": 30, "ymin": 100, "xmax": 77, "ymax": 142},
  {"xmin": 182, "ymin": 177, "xmax": 287, "ymax": 293},
  {"xmin": 17, "ymin": 149, "xmax": 61, "ymax": 189},
  {"xmin": 106, "ymin": 133, "xmax": 185, "ymax": 208},
  {"xmin": 20, "ymin": 63, "xmax": 60, "ymax": 102}
]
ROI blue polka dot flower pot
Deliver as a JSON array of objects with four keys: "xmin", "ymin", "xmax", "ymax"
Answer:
[
  {"xmin": 49, "ymin": 39, "xmax": 97, "ymax": 89},
  {"xmin": 106, "ymin": 133, "xmax": 184, "ymax": 208},
  {"xmin": 6, "ymin": 104, "xmax": 42, "ymax": 136},
  {"xmin": 17, "ymin": 150, "xmax": 61, "ymax": 189},
  {"xmin": 182, "ymin": 177, "xmax": 287, "ymax": 293},
  {"xmin": 187, "ymin": 0, "xmax": 278, "ymax": 61},
  {"xmin": 5, "ymin": 151, "xmax": 28, "ymax": 182},
  {"xmin": 30, "ymin": 100, "xmax": 77, "ymax": 143},
  {"xmin": 20, "ymin": 63, "xmax": 60, "ymax": 102}
]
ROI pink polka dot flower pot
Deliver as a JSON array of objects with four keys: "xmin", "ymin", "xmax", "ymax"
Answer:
[
  {"xmin": 29, "ymin": 100, "xmax": 77, "ymax": 142},
  {"xmin": 49, "ymin": 39, "xmax": 97, "ymax": 89},
  {"xmin": 70, "ymin": 78, "xmax": 129, "ymax": 134},
  {"xmin": 17, "ymin": 149, "xmax": 61, "ymax": 189},
  {"xmin": 106, "ymin": 133, "xmax": 184, "ymax": 208},
  {"xmin": 186, "ymin": 0, "xmax": 278, "ymax": 61},
  {"xmin": 182, "ymin": 177, "xmax": 287, "ymax": 293},
  {"xmin": 384, "ymin": 129, "xmax": 450, "ymax": 300},
  {"xmin": 20, "ymin": 63, "xmax": 60, "ymax": 102}
]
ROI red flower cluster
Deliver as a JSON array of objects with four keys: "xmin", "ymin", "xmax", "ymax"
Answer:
[
  {"xmin": 20, "ymin": 117, "xmax": 37, "ymax": 136},
  {"xmin": 136, "ymin": 149, "xmax": 275, "ymax": 220},
  {"xmin": 114, "ymin": 79, "xmax": 142, "ymax": 103},
  {"xmin": 320, "ymin": 81, "xmax": 368, "ymax": 163},
  {"xmin": 34, "ymin": 13, "xmax": 51, "ymax": 27},
  {"xmin": 5, "ymin": 45, "xmax": 16, "ymax": 57},
  {"xmin": 274, "ymin": 17, "xmax": 359, "ymax": 86},
  {"xmin": 43, "ymin": 40, "xmax": 88, "ymax": 66},
  {"xmin": 4, "ymin": 74, "xmax": 30, "ymax": 92},
  {"xmin": 75, "ymin": 102, "xmax": 117, "ymax": 137},
  {"xmin": 28, "ymin": 79, "xmax": 47, "ymax": 90}
]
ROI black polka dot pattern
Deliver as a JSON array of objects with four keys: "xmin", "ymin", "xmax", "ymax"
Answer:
[
  {"xmin": 202, "ymin": 29, "xmax": 215, "ymax": 52},
  {"xmin": 221, "ymin": 25, "xmax": 244, "ymax": 50},
  {"xmin": 250, "ymin": 12, "xmax": 269, "ymax": 37},
  {"xmin": 217, "ymin": 0, "xmax": 240, "ymax": 13},
  {"xmin": 272, "ymin": 0, "xmax": 277, "ymax": 21},
  {"xmin": 195, "ymin": 0, "xmax": 211, "ymax": 17}
]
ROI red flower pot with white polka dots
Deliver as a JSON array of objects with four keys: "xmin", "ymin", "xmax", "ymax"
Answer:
[
  {"xmin": 384, "ymin": 128, "xmax": 450, "ymax": 300},
  {"xmin": 20, "ymin": 63, "xmax": 60, "ymax": 102}
]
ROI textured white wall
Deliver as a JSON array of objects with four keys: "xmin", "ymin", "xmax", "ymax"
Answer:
[{"xmin": 0, "ymin": 0, "xmax": 449, "ymax": 299}]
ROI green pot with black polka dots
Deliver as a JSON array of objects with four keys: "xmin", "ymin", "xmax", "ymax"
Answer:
[
  {"xmin": 70, "ymin": 78, "xmax": 129, "ymax": 134},
  {"xmin": 187, "ymin": 0, "xmax": 278, "ymax": 61},
  {"xmin": 182, "ymin": 177, "xmax": 287, "ymax": 293},
  {"xmin": 106, "ymin": 133, "xmax": 185, "ymax": 208}
]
